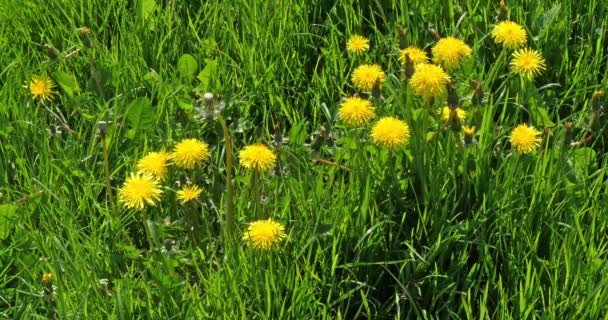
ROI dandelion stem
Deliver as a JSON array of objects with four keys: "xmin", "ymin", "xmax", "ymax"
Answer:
[
  {"xmin": 100, "ymin": 127, "xmax": 117, "ymax": 217},
  {"xmin": 217, "ymin": 114, "xmax": 234, "ymax": 236},
  {"xmin": 142, "ymin": 210, "xmax": 154, "ymax": 249}
]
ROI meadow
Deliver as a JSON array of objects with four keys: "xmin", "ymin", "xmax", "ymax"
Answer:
[{"xmin": 1, "ymin": 0, "xmax": 608, "ymax": 318}]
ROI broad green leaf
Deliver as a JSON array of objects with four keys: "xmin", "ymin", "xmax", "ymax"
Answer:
[
  {"xmin": 196, "ymin": 59, "xmax": 218, "ymax": 92},
  {"xmin": 52, "ymin": 70, "xmax": 81, "ymax": 97},
  {"xmin": 175, "ymin": 96, "xmax": 193, "ymax": 112},
  {"xmin": 143, "ymin": 71, "xmax": 161, "ymax": 86},
  {"xmin": 529, "ymin": 105, "xmax": 555, "ymax": 127},
  {"xmin": 0, "ymin": 204, "xmax": 17, "ymax": 240},
  {"xmin": 177, "ymin": 54, "xmax": 198, "ymax": 79},
  {"xmin": 141, "ymin": 0, "xmax": 156, "ymax": 20},
  {"xmin": 125, "ymin": 97, "xmax": 155, "ymax": 138}
]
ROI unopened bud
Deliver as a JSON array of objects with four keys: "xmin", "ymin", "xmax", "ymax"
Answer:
[
  {"xmin": 42, "ymin": 44, "xmax": 60, "ymax": 61},
  {"xmin": 471, "ymin": 80, "xmax": 485, "ymax": 107},
  {"xmin": 463, "ymin": 126, "xmax": 476, "ymax": 145},
  {"xmin": 430, "ymin": 30, "xmax": 441, "ymax": 42},
  {"xmin": 78, "ymin": 27, "xmax": 93, "ymax": 49},
  {"xmin": 397, "ymin": 25, "xmax": 408, "ymax": 50},
  {"xmin": 592, "ymin": 90, "xmax": 604, "ymax": 112},
  {"xmin": 403, "ymin": 54, "xmax": 415, "ymax": 79},
  {"xmin": 447, "ymin": 83, "xmax": 459, "ymax": 110},
  {"xmin": 42, "ymin": 273, "xmax": 53, "ymax": 291}
]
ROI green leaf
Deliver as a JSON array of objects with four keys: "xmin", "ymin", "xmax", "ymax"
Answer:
[
  {"xmin": 125, "ymin": 97, "xmax": 155, "ymax": 138},
  {"xmin": 571, "ymin": 147, "xmax": 596, "ymax": 180},
  {"xmin": 52, "ymin": 70, "xmax": 81, "ymax": 97},
  {"xmin": 535, "ymin": 3, "xmax": 561, "ymax": 36},
  {"xmin": 143, "ymin": 71, "xmax": 161, "ymax": 86},
  {"xmin": 175, "ymin": 96, "xmax": 193, "ymax": 112},
  {"xmin": 177, "ymin": 54, "xmax": 198, "ymax": 79},
  {"xmin": 196, "ymin": 59, "xmax": 218, "ymax": 92},
  {"xmin": 0, "ymin": 204, "xmax": 18, "ymax": 240},
  {"xmin": 529, "ymin": 104, "xmax": 555, "ymax": 127},
  {"xmin": 141, "ymin": 0, "xmax": 156, "ymax": 21}
]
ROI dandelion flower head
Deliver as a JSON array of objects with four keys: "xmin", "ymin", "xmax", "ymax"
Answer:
[
  {"xmin": 441, "ymin": 106, "xmax": 467, "ymax": 121},
  {"xmin": 351, "ymin": 64, "xmax": 386, "ymax": 92},
  {"xmin": 510, "ymin": 48, "xmax": 546, "ymax": 79},
  {"xmin": 492, "ymin": 20, "xmax": 527, "ymax": 49},
  {"xmin": 137, "ymin": 151, "xmax": 170, "ymax": 180},
  {"xmin": 398, "ymin": 46, "xmax": 429, "ymax": 66},
  {"xmin": 409, "ymin": 64, "xmax": 450, "ymax": 101},
  {"xmin": 239, "ymin": 144, "xmax": 277, "ymax": 172},
  {"xmin": 431, "ymin": 36, "xmax": 473, "ymax": 71},
  {"xmin": 242, "ymin": 219, "xmax": 287, "ymax": 250},
  {"xmin": 119, "ymin": 173, "xmax": 163, "ymax": 210},
  {"xmin": 510, "ymin": 123, "xmax": 541, "ymax": 154},
  {"xmin": 371, "ymin": 117, "xmax": 411, "ymax": 149},
  {"xmin": 338, "ymin": 96, "xmax": 376, "ymax": 127},
  {"xmin": 463, "ymin": 125, "xmax": 476, "ymax": 136},
  {"xmin": 346, "ymin": 35, "xmax": 370, "ymax": 55},
  {"xmin": 176, "ymin": 184, "xmax": 202, "ymax": 204},
  {"xmin": 27, "ymin": 75, "xmax": 56, "ymax": 103},
  {"xmin": 171, "ymin": 138, "xmax": 210, "ymax": 170}
]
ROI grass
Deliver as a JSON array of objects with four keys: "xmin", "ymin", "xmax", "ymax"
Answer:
[{"xmin": 1, "ymin": 0, "xmax": 608, "ymax": 318}]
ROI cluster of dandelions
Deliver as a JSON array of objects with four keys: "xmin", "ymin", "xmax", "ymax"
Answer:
[
  {"xmin": 343, "ymin": 14, "xmax": 548, "ymax": 155},
  {"xmin": 119, "ymin": 138, "xmax": 209, "ymax": 210},
  {"xmin": 118, "ymin": 134, "xmax": 286, "ymax": 250}
]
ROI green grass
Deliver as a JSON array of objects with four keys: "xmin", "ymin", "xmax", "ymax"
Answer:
[{"xmin": 1, "ymin": 0, "xmax": 608, "ymax": 319}]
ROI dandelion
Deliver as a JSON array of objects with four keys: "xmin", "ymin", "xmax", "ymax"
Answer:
[
  {"xmin": 346, "ymin": 35, "xmax": 370, "ymax": 55},
  {"xmin": 176, "ymin": 185, "xmax": 203, "ymax": 204},
  {"xmin": 510, "ymin": 124, "xmax": 541, "ymax": 154},
  {"xmin": 441, "ymin": 106, "xmax": 467, "ymax": 121},
  {"xmin": 338, "ymin": 96, "xmax": 376, "ymax": 127},
  {"xmin": 463, "ymin": 126, "xmax": 476, "ymax": 145},
  {"xmin": 171, "ymin": 138, "xmax": 210, "ymax": 170},
  {"xmin": 463, "ymin": 126, "xmax": 476, "ymax": 136},
  {"xmin": 371, "ymin": 117, "xmax": 411, "ymax": 149},
  {"xmin": 510, "ymin": 48, "xmax": 546, "ymax": 79},
  {"xmin": 492, "ymin": 20, "xmax": 527, "ymax": 49},
  {"xmin": 27, "ymin": 75, "xmax": 56, "ymax": 103},
  {"xmin": 409, "ymin": 64, "xmax": 450, "ymax": 101},
  {"xmin": 242, "ymin": 219, "xmax": 287, "ymax": 250},
  {"xmin": 239, "ymin": 144, "xmax": 277, "ymax": 172},
  {"xmin": 137, "ymin": 151, "xmax": 170, "ymax": 180},
  {"xmin": 398, "ymin": 46, "xmax": 429, "ymax": 66},
  {"xmin": 119, "ymin": 173, "xmax": 163, "ymax": 210},
  {"xmin": 351, "ymin": 64, "xmax": 386, "ymax": 92},
  {"xmin": 432, "ymin": 36, "xmax": 472, "ymax": 71},
  {"xmin": 42, "ymin": 273, "xmax": 53, "ymax": 287}
]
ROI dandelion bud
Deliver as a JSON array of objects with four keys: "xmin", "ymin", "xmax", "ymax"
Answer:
[
  {"xmin": 591, "ymin": 90, "xmax": 604, "ymax": 112},
  {"xmin": 463, "ymin": 126, "xmax": 476, "ymax": 145},
  {"xmin": 497, "ymin": 0, "xmax": 508, "ymax": 22},
  {"xmin": 447, "ymin": 82, "xmax": 459, "ymax": 110},
  {"xmin": 563, "ymin": 122, "xmax": 574, "ymax": 149},
  {"xmin": 78, "ymin": 27, "xmax": 93, "ymax": 49},
  {"xmin": 403, "ymin": 54, "xmax": 415, "ymax": 80},
  {"xmin": 430, "ymin": 30, "xmax": 441, "ymax": 42},
  {"xmin": 42, "ymin": 44, "xmax": 60, "ymax": 61},
  {"xmin": 397, "ymin": 25, "xmax": 408, "ymax": 50},
  {"xmin": 42, "ymin": 273, "xmax": 53, "ymax": 290},
  {"xmin": 471, "ymin": 80, "xmax": 484, "ymax": 107},
  {"xmin": 98, "ymin": 121, "xmax": 107, "ymax": 138}
]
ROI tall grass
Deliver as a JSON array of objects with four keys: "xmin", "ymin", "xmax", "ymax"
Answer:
[{"xmin": 1, "ymin": 0, "xmax": 607, "ymax": 319}]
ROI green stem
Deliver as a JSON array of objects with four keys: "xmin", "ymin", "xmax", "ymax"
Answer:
[
  {"xmin": 101, "ymin": 135, "xmax": 117, "ymax": 217},
  {"xmin": 142, "ymin": 210, "xmax": 154, "ymax": 249},
  {"xmin": 217, "ymin": 115, "xmax": 234, "ymax": 236},
  {"xmin": 86, "ymin": 49, "xmax": 106, "ymax": 100}
]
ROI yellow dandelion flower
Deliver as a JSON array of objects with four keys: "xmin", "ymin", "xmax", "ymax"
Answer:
[
  {"xmin": 137, "ymin": 151, "xmax": 170, "ymax": 180},
  {"xmin": 242, "ymin": 219, "xmax": 287, "ymax": 250},
  {"xmin": 27, "ymin": 75, "xmax": 56, "ymax": 103},
  {"xmin": 239, "ymin": 144, "xmax": 277, "ymax": 172},
  {"xmin": 492, "ymin": 20, "xmax": 527, "ymax": 49},
  {"xmin": 510, "ymin": 123, "xmax": 541, "ymax": 154},
  {"xmin": 338, "ymin": 96, "xmax": 376, "ymax": 127},
  {"xmin": 398, "ymin": 46, "xmax": 429, "ymax": 66},
  {"xmin": 119, "ymin": 173, "xmax": 163, "ymax": 210},
  {"xmin": 463, "ymin": 125, "xmax": 476, "ymax": 136},
  {"xmin": 432, "ymin": 36, "xmax": 473, "ymax": 71},
  {"xmin": 441, "ymin": 106, "xmax": 467, "ymax": 121},
  {"xmin": 371, "ymin": 117, "xmax": 411, "ymax": 149},
  {"xmin": 346, "ymin": 35, "xmax": 370, "ymax": 55},
  {"xmin": 171, "ymin": 138, "xmax": 210, "ymax": 170},
  {"xmin": 510, "ymin": 48, "xmax": 546, "ymax": 79},
  {"xmin": 351, "ymin": 64, "xmax": 386, "ymax": 92},
  {"xmin": 409, "ymin": 64, "xmax": 451, "ymax": 101},
  {"xmin": 176, "ymin": 185, "xmax": 203, "ymax": 204}
]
